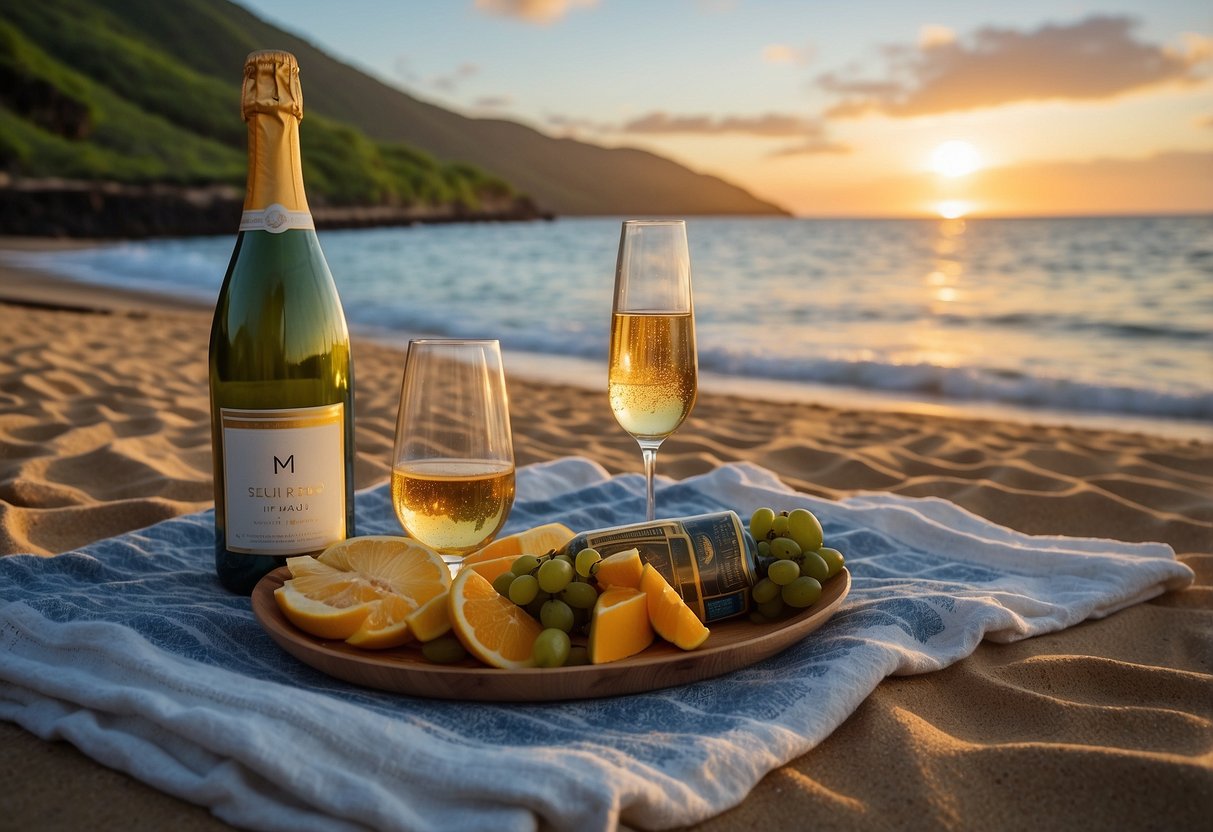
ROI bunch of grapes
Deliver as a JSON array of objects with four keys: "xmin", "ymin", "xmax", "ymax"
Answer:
[
  {"xmin": 492, "ymin": 548, "xmax": 605, "ymax": 667},
  {"xmin": 749, "ymin": 507, "xmax": 844, "ymax": 621}
]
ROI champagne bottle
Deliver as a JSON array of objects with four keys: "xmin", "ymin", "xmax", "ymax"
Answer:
[
  {"xmin": 208, "ymin": 50, "xmax": 355, "ymax": 594},
  {"xmin": 561, "ymin": 512, "xmax": 759, "ymax": 623}
]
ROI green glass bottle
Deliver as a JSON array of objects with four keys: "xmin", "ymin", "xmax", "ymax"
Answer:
[{"xmin": 208, "ymin": 50, "xmax": 355, "ymax": 594}]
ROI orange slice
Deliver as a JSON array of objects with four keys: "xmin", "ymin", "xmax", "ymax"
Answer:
[
  {"xmin": 594, "ymin": 547, "xmax": 643, "ymax": 589},
  {"xmin": 640, "ymin": 563, "xmax": 710, "ymax": 650},
  {"xmin": 448, "ymin": 567, "xmax": 542, "ymax": 669},
  {"xmin": 461, "ymin": 554, "xmax": 518, "ymax": 584},
  {"xmin": 588, "ymin": 586, "xmax": 653, "ymax": 664},
  {"xmin": 405, "ymin": 591, "xmax": 452, "ymax": 642},
  {"xmin": 461, "ymin": 522, "xmax": 576, "ymax": 566},
  {"xmin": 345, "ymin": 594, "xmax": 416, "ymax": 650},
  {"xmin": 274, "ymin": 536, "xmax": 450, "ymax": 649}
]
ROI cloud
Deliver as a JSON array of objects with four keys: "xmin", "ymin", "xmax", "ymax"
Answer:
[
  {"xmin": 768, "ymin": 139, "xmax": 852, "ymax": 157},
  {"xmin": 621, "ymin": 112, "xmax": 824, "ymax": 137},
  {"xmin": 429, "ymin": 62, "xmax": 479, "ymax": 93},
  {"xmin": 615, "ymin": 111, "xmax": 851, "ymax": 156},
  {"xmin": 474, "ymin": 95, "xmax": 515, "ymax": 109},
  {"xmin": 475, "ymin": 0, "xmax": 597, "ymax": 24},
  {"xmin": 918, "ymin": 24, "xmax": 956, "ymax": 49},
  {"xmin": 762, "ymin": 43, "xmax": 812, "ymax": 65},
  {"xmin": 819, "ymin": 15, "xmax": 1209, "ymax": 118}
]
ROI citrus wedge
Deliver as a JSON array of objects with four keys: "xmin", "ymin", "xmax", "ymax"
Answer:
[
  {"xmin": 588, "ymin": 586, "xmax": 653, "ymax": 664},
  {"xmin": 594, "ymin": 547, "xmax": 643, "ymax": 589},
  {"xmin": 461, "ymin": 522, "xmax": 576, "ymax": 566},
  {"xmin": 345, "ymin": 594, "xmax": 416, "ymax": 650},
  {"xmin": 448, "ymin": 567, "xmax": 542, "ymax": 669},
  {"xmin": 274, "ymin": 536, "xmax": 450, "ymax": 650},
  {"xmin": 461, "ymin": 554, "xmax": 518, "ymax": 584},
  {"xmin": 405, "ymin": 591, "xmax": 452, "ymax": 643},
  {"xmin": 640, "ymin": 563, "xmax": 710, "ymax": 650}
]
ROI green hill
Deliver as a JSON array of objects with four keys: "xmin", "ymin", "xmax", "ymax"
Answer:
[
  {"xmin": 0, "ymin": 0, "xmax": 786, "ymax": 221},
  {"xmin": 0, "ymin": 0, "xmax": 519, "ymax": 216}
]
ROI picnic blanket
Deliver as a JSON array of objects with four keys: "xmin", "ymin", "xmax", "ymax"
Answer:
[{"xmin": 0, "ymin": 458, "xmax": 1193, "ymax": 831}]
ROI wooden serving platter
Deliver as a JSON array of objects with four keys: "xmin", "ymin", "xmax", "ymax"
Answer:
[{"xmin": 251, "ymin": 566, "xmax": 850, "ymax": 702}]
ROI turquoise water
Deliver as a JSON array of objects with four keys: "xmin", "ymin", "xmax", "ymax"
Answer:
[{"xmin": 11, "ymin": 215, "xmax": 1213, "ymax": 428}]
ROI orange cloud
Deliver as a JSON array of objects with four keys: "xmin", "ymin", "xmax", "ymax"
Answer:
[
  {"xmin": 819, "ymin": 15, "xmax": 1208, "ymax": 118},
  {"xmin": 762, "ymin": 43, "xmax": 812, "ymax": 65},
  {"xmin": 619, "ymin": 111, "xmax": 851, "ymax": 155},
  {"xmin": 474, "ymin": 0, "xmax": 597, "ymax": 24},
  {"xmin": 622, "ymin": 112, "xmax": 823, "ymax": 137}
]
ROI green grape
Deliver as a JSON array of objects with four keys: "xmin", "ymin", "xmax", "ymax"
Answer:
[
  {"xmin": 511, "ymin": 555, "xmax": 540, "ymax": 576},
  {"xmin": 749, "ymin": 611, "xmax": 769, "ymax": 625},
  {"xmin": 421, "ymin": 636, "xmax": 468, "ymax": 664},
  {"xmin": 771, "ymin": 515, "xmax": 789, "ymax": 537},
  {"xmin": 561, "ymin": 580, "xmax": 599, "ymax": 609},
  {"xmin": 554, "ymin": 553, "xmax": 574, "ymax": 566},
  {"xmin": 574, "ymin": 548, "xmax": 602, "ymax": 578},
  {"xmin": 525, "ymin": 597, "xmax": 547, "ymax": 619},
  {"xmin": 566, "ymin": 646, "xmax": 591, "ymax": 666},
  {"xmin": 799, "ymin": 550, "xmax": 830, "ymax": 582},
  {"xmin": 533, "ymin": 628, "xmax": 571, "ymax": 668},
  {"xmin": 751, "ymin": 577, "xmax": 780, "ymax": 604},
  {"xmin": 818, "ymin": 547, "xmax": 845, "ymax": 577},
  {"xmin": 491, "ymin": 571, "xmax": 516, "ymax": 598},
  {"xmin": 757, "ymin": 540, "xmax": 771, "ymax": 557},
  {"xmin": 787, "ymin": 508, "xmax": 824, "ymax": 553},
  {"xmin": 769, "ymin": 537, "xmax": 802, "ymax": 560},
  {"xmin": 782, "ymin": 576, "xmax": 822, "ymax": 608},
  {"xmin": 540, "ymin": 599, "xmax": 575, "ymax": 632},
  {"xmin": 537, "ymin": 558, "xmax": 574, "ymax": 593},
  {"xmin": 767, "ymin": 559, "xmax": 800, "ymax": 586},
  {"xmin": 508, "ymin": 573, "xmax": 540, "ymax": 606},
  {"xmin": 757, "ymin": 597, "xmax": 785, "ymax": 619},
  {"xmin": 749, "ymin": 507, "xmax": 776, "ymax": 540}
]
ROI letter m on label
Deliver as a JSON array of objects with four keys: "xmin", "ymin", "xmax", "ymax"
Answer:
[{"xmin": 274, "ymin": 454, "xmax": 295, "ymax": 474}]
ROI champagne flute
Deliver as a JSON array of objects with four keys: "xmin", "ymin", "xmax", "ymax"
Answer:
[
  {"xmin": 608, "ymin": 219, "xmax": 698, "ymax": 522},
  {"xmin": 391, "ymin": 339, "xmax": 516, "ymax": 566}
]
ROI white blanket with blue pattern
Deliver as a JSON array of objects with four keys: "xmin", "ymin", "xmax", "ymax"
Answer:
[{"xmin": 0, "ymin": 458, "xmax": 1193, "ymax": 831}]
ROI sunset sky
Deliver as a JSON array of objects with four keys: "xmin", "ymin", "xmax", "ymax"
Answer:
[{"xmin": 239, "ymin": 0, "xmax": 1213, "ymax": 218}]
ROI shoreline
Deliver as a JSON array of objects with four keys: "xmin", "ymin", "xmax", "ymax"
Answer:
[{"xmin": 4, "ymin": 236, "xmax": 1209, "ymax": 444}]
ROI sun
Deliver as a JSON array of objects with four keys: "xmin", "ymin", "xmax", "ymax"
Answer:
[
  {"xmin": 930, "ymin": 140, "xmax": 982, "ymax": 178},
  {"xmin": 936, "ymin": 199, "xmax": 972, "ymax": 219}
]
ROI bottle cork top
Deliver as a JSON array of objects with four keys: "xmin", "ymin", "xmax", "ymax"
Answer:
[{"xmin": 241, "ymin": 50, "xmax": 303, "ymax": 121}]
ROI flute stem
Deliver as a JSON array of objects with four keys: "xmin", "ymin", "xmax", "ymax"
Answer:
[{"xmin": 638, "ymin": 440, "xmax": 662, "ymax": 522}]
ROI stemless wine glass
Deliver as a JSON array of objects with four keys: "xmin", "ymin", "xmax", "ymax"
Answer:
[
  {"xmin": 608, "ymin": 219, "xmax": 699, "ymax": 522},
  {"xmin": 392, "ymin": 339, "xmax": 516, "ymax": 566}
]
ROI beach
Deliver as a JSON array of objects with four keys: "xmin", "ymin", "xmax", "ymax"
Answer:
[{"xmin": 0, "ymin": 252, "xmax": 1209, "ymax": 830}]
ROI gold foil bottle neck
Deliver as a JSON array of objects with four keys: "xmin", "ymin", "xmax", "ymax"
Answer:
[{"xmin": 241, "ymin": 50, "xmax": 303, "ymax": 121}]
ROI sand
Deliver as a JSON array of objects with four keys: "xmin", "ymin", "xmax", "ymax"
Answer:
[{"xmin": 0, "ymin": 251, "xmax": 1210, "ymax": 831}]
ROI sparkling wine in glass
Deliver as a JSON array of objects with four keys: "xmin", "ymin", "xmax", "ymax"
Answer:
[
  {"xmin": 391, "ymin": 339, "xmax": 516, "ymax": 565},
  {"xmin": 608, "ymin": 220, "xmax": 698, "ymax": 522}
]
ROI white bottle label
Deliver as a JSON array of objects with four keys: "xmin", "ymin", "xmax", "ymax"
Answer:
[
  {"xmin": 239, "ymin": 202, "xmax": 315, "ymax": 233},
  {"xmin": 221, "ymin": 404, "xmax": 346, "ymax": 555}
]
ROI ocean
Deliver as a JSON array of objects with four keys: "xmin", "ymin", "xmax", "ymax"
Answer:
[{"xmin": 9, "ymin": 215, "xmax": 1212, "ymax": 437}]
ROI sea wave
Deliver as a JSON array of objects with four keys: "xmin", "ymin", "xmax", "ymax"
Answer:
[
  {"xmin": 694, "ymin": 350, "xmax": 1213, "ymax": 422},
  {"xmin": 7, "ymin": 216, "xmax": 1212, "ymax": 426}
]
